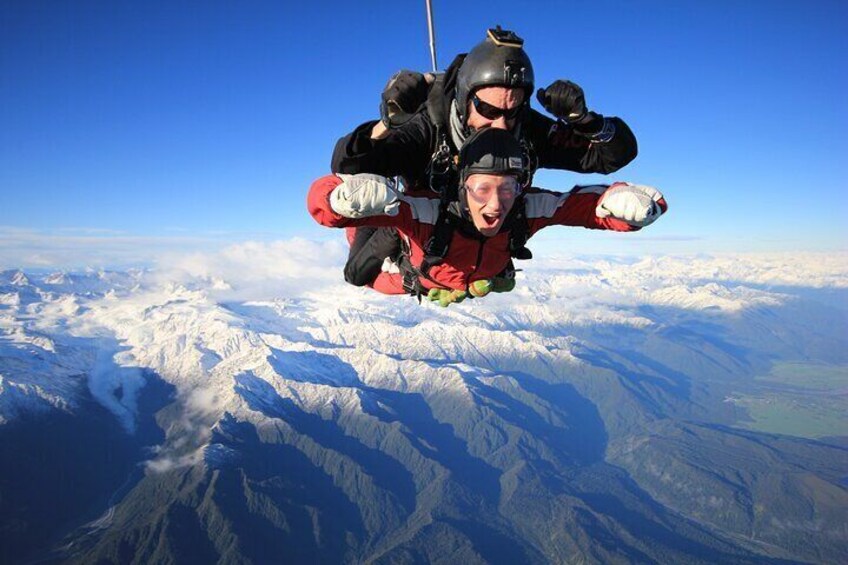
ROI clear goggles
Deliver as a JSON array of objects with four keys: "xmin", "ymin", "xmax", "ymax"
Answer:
[{"xmin": 464, "ymin": 176, "xmax": 521, "ymax": 202}]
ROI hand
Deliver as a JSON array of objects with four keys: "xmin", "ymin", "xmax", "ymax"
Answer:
[
  {"xmin": 537, "ymin": 80, "xmax": 589, "ymax": 123},
  {"xmin": 330, "ymin": 174, "xmax": 401, "ymax": 218},
  {"xmin": 537, "ymin": 80, "xmax": 605, "ymax": 134},
  {"xmin": 468, "ymin": 276, "xmax": 516, "ymax": 297},
  {"xmin": 380, "ymin": 70, "xmax": 429, "ymax": 128},
  {"xmin": 426, "ymin": 276, "xmax": 517, "ymax": 307},
  {"xmin": 596, "ymin": 183, "xmax": 668, "ymax": 227},
  {"xmin": 427, "ymin": 288, "xmax": 468, "ymax": 307}
]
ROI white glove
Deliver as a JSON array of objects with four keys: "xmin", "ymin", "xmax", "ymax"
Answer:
[
  {"xmin": 596, "ymin": 182, "xmax": 667, "ymax": 227},
  {"xmin": 330, "ymin": 174, "xmax": 401, "ymax": 218}
]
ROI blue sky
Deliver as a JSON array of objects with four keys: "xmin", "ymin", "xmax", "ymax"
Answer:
[{"xmin": 1, "ymin": 0, "xmax": 847, "ymax": 267}]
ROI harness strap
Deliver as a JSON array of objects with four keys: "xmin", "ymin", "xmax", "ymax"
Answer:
[
  {"xmin": 420, "ymin": 199, "xmax": 455, "ymax": 274},
  {"xmin": 426, "ymin": 68, "xmax": 460, "ymax": 200},
  {"xmin": 508, "ymin": 197, "xmax": 533, "ymax": 261},
  {"xmin": 396, "ymin": 233, "xmax": 450, "ymax": 300}
]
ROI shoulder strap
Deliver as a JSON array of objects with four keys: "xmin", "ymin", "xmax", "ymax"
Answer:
[
  {"xmin": 507, "ymin": 197, "xmax": 533, "ymax": 260},
  {"xmin": 420, "ymin": 199, "xmax": 457, "ymax": 275},
  {"xmin": 425, "ymin": 72, "xmax": 454, "ymax": 197},
  {"xmin": 426, "ymin": 55, "xmax": 465, "ymax": 199}
]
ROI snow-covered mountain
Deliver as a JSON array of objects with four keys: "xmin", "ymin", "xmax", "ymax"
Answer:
[{"xmin": 1, "ymin": 250, "xmax": 847, "ymax": 564}]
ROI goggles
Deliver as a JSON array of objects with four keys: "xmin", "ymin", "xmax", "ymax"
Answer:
[
  {"xmin": 464, "ymin": 176, "xmax": 521, "ymax": 202},
  {"xmin": 471, "ymin": 94, "xmax": 524, "ymax": 121}
]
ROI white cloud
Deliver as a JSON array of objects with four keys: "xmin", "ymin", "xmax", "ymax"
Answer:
[
  {"xmin": 150, "ymin": 238, "xmax": 348, "ymax": 302},
  {"xmin": 145, "ymin": 450, "xmax": 203, "ymax": 474},
  {"xmin": 526, "ymin": 253, "xmax": 848, "ymax": 290},
  {"xmin": 0, "ymin": 226, "xmax": 333, "ymax": 271},
  {"xmin": 0, "ymin": 226, "xmax": 237, "ymax": 270}
]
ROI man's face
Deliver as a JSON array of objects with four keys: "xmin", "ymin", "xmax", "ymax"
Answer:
[
  {"xmin": 465, "ymin": 86, "xmax": 525, "ymax": 131},
  {"xmin": 463, "ymin": 173, "xmax": 520, "ymax": 237}
]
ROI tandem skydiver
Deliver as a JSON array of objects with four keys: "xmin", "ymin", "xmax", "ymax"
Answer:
[
  {"xmin": 330, "ymin": 27, "xmax": 640, "ymax": 293},
  {"xmin": 310, "ymin": 127, "xmax": 666, "ymax": 306}
]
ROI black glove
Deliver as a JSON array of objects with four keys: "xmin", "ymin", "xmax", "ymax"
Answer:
[
  {"xmin": 380, "ymin": 70, "xmax": 428, "ymax": 128},
  {"xmin": 536, "ymin": 80, "xmax": 603, "ymax": 134}
]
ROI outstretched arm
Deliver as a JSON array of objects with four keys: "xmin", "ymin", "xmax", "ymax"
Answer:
[{"xmin": 525, "ymin": 182, "xmax": 668, "ymax": 233}]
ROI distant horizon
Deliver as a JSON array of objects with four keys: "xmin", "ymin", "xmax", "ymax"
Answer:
[
  {"xmin": 4, "ymin": 242, "xmax": 847, "ymax": 310},
  {"xmin": 2, "ymin": 229, "xmax": 847, "ymax": 273}
]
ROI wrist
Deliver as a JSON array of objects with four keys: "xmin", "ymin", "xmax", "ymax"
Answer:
[
  {"xmin": 571, "ymin": 115, "xmax": 615, "ymax": 143},
  {"xmin": 568, "ymin": 112, "xmax": 603, "ymax": 133}
]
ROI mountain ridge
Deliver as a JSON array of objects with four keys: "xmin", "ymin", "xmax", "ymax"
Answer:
[{"xmin": 1, "ymin": 254, "xmax": 846, "ymax": 563}]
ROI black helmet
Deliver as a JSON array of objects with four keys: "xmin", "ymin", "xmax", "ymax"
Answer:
[
  {"xmin": 455, "ymin": 26, "xmax": 535, "ymax": 125},
  {"xmin": 458, "ymin": 127, "xmax": 529, "ymax": 186}
]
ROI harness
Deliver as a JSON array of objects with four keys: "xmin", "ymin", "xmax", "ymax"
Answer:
[{"xmin": 395, "ymin": 63, "xmax": 535, "ymax": 298}]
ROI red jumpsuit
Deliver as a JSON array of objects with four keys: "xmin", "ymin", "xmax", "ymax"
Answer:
[{"xmin": 308, "ymin": 174, "xmax": 648, "ymax": 295}]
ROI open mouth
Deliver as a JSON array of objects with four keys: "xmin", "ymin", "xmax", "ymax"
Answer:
[{"xmin": 481, "ymin": 212, "xmax": 501, "ymax": 228}]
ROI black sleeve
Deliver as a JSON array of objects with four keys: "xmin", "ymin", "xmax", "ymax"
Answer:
[
  {"xmin": 330, "ymin": 113, "xmax": 435, "ymax": 179},
  {"xmin": 524, "ymin": 109, "xmax": 638, "ymax": 174}
]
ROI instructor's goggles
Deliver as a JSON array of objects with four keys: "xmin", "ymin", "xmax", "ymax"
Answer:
[
  {"xmin": 464, "ymin": 176, "xmax": 521, "ymax": 202},
  {"xmin": 471, "ymin": 94, "xmax": 524, "ymax": 121}
]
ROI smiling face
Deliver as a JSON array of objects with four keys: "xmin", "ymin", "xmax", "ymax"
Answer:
[
  {"xmin": 463, "ymin": 173, "xmax": 521, "ymax": 237},
  {"xmin": 465, "ymin": 86, "xmax": 526, "ymax": 131}
]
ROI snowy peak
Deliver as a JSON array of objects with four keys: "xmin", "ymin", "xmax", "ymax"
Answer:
[
  {"xmin": 10, "ymin": 271, "xmax": 29, "ymax": 286},
  {"xmin": 43, "ymin": 271, "xmax": 70, "ymax": 285}
]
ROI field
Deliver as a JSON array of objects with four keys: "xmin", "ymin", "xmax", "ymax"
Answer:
[
  {"xmin": 758, "ymin": 362, "xmax": 848, "ymax": 391},
  {"xmin": 728, "ymin": 362, "xmax": 848, "ymax": 439}
]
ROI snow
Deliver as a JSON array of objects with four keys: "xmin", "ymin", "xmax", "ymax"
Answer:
[
  {"xmin": 10, "ymin": 271, "xmax": 29, "ymax": 286},
  {"xmin": 0, "ymin": 249, "xmax": 845, "ymax": 459}
]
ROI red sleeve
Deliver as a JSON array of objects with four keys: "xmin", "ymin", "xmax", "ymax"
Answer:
[
  {"xmin": 556, "ymin": 187, "xmax": 638, "ymax": 231},
  {"xmin": 306, "ymin": 173, "xmax": 415, "ymax": 230},
  {"xmin": 525, "ymin": 184, "xmax": 638, "ymax": 235},
  {"xmin": 307, "ymin": 174, "xmax": 348, "ymax": 227}
]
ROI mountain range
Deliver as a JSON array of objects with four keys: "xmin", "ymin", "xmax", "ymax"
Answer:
[{"xmin": 1, "ymin": 250, "xmax": 846, "ymax": 564}]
